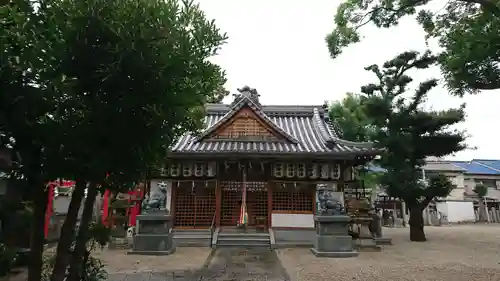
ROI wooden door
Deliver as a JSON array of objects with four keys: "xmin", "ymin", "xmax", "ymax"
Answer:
[{"xmin": 174, "ymin": 181, "xmax": 216, "ymax": 228}]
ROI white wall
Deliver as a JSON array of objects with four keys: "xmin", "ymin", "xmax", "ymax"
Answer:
[
  {"xmin": 271, "ymin": 213, "xmax": 314, "ymax": 228},
  {"xmin": 441, "ymin": 201, "xmax": 475, "ymax": 223}
]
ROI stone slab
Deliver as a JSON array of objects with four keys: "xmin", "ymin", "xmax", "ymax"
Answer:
[
  {"xmin": 127, "ymin": 248, "xmax": 176, "ymax": 256},
  {"xmin": 136, "ymin": 214, "xmax": 171, "ymax": 221},
  {"xmin": 374, "ymin": 237, "xmax": 393, "ymax": 245},
  {"xmin": 310, "ymin": 248, "xmax": 359, "ymax": 258},
  {"xmin": 314, "ymin": 215, "xmax": 350, "ymax": 223}
]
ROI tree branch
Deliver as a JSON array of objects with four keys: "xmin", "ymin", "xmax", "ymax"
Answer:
[{"xmin": 461, "ymin": 0, "xmax": 500, "ymax": 17}]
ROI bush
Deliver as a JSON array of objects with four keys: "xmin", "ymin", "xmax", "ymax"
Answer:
[{"xmin": 41, "ymin": 254, "xmax": 107, "ymax": 281}]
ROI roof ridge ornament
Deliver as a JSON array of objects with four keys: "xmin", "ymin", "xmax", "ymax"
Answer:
[{"xmin": 231, "ymin": 85, "xmax": 261, "ymax": 107}]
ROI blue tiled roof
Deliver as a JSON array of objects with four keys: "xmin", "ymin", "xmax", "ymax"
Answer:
[
  {"xmin": 450, "ymin": 161, "xmax": 500, "ymax": 175},
  {"xmin": 472, "ymin": 159, "xmax": 500, "ymax": 172},
  {"xmin": 365, "ymin": 163, "xmax": 386, "ymax": 173}
]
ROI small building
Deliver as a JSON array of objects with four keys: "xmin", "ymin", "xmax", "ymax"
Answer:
[
  {"xmin": 450, "ymin": 160, "xmax": 500, "ymax": 201},
  {"xmin": 154, "ymin": 86, "xmax": 380, "ymax": 247}
]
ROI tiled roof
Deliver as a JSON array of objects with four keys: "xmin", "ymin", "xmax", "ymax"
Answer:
[
  {"xmin": 450, "ymin": 161, "xmax": 500, "ymax": 175},
  {"xmin": 472, "ymin": 159, "xmax": 500, "ymax": 172},
  {"xmin": 170, "ymin": 95, "xmax": 378, "ymax": 156},
  {"xmin": 423, "ymin": 161, "xmax": 466, "ymax": 172}
]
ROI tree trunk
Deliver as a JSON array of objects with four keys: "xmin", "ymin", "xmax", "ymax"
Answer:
[
  {"xmin": 0, "ymin": 179, "xmax": 24, "ymax": 247},
  {"xmin": 27, "ymin": 173, "xmax": 47, "ymax": 281},
  {"xmin": 409, "ymin": 206, "xmax": 426, "ymax": 242},
  {"xmin": 67, "ymin": 184, "xmax": 97, "ymax": 281},
  {"xmin": 50, "ymin": 180, "xmax": 87, "ymax": 281}
]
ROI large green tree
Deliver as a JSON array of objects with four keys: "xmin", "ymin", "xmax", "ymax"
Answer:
[
  {"xmin": 329, "ymin": 92, "xmax": 375, "ymax": 142},
  {"xmin": 327, "ymin": 0, "xmax": 500, "ymax": 96},
  {"xmin": 1, "ymin": 0, "xmax": 228, "ymax": 280},
  {"xmin": 361, "ymin": 51, "xmax": 466, "ymax": 241}
]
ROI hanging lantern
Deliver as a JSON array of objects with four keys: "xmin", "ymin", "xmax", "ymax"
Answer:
[
  {"xmin": 330, "ymin": 164, "xmax": 340, "ymax": 179},
  {"xmin": 170, "ymin": 163, "xmax": 180, "ymax": 177},
  {"xmin": 194, "ymin": 163, "xmax": 204, "ymax": 177},
  {"xmin": 286, "ymin": 163, "xmax": 295, "ymax": 178},
  {"xmin": 274, "ymin": 163, "xmax": 284, "ymax": 178},
  {"xmin": 308, "ymin": 163, "xmax": 319, "ymax": 179},
  {"xmin": 206, "ymin": 162, "xmax": 216, "ymax": 177},
  {"xmin": 297, "ymin": 163, "xmax": 306, "ymax": 178},
  {"xmin": 320, "ymin": 164, "xmax": 329, "ymax": 179},
  {"xmin": 183, "ymin": 163, "xmax": 193, "ymax": 177}
]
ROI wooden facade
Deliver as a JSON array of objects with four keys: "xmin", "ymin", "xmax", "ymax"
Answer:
[{"xmin": 162, "ymin": 86, "xmax": 380, "ymax": 230}]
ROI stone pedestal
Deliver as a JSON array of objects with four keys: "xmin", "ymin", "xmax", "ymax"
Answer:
[
  {"xmin": 310, "ymin": 215, "xmax": 359, "ymax": 258},
  {"xmin": 354, "ymin": 217, "xmax": 381, "ymax": 252},
  {"xmin": 128, "ymin": 213, "xmax": 175, "ymax": 256}
]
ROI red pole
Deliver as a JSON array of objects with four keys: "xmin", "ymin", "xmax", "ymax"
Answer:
[
  {"xmin": 44, "ymin": 183, "xmax": 55, "ymax": 239},
  {"xmin": 102, "ymin": 189, "xmax": 110, "ymax": 226}
]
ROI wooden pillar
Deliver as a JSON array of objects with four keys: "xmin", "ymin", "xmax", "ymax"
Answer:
[
  {"xmin": 311, "ymin": 183, "xmax": 317, "ymax": 215},
  {"xmin": 171, "ymin": 181, "xmax": 177, "ymax": 228},
  {"xmin": 267, "ymin": 182, "xmax": 273, "ymax": 228},
  {"xmin": 216, "ymin": 180, "xmax": 221, "ymax": 227}
]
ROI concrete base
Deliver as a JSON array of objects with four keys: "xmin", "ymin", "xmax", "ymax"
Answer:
[
  {"xmin": 127, "ymin": 248, "xmax": 176, "ymax": 256},
  {"xmin": 130, "ymin": 234, "xmax": 175, "ymax": 254},
  {"xmin": 315, "ymin": 235, "xmax": 354, "ymax": 252},
  {"xmin": 374, "ymin": 237, "xmax": 393, "ymax": 245},
  {"xmin": 108, "ymin": 237, "xmax": 131, "ymax": 250},
  {"xmin": 310, "ymin": 248, "xmax": 359, "ymax": 258}
]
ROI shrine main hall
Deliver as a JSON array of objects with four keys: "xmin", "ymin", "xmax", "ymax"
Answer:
[{"xmin": 153, "ymin": 86, "xmax": 380, "ymax": 247}]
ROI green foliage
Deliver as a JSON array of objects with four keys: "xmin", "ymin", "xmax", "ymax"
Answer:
[
  {"xmin": 361, "ymin": 51, "xmax": 466, "ymax": 205},
  {"xmin": 327, "ymin": 0, "xmax": 500, "ymax": 96},
  {"xmin": 87, "ymin": 222, "xmax": 111, "ymax": 248},
  {"xmin": 328, "ymin": 93, "xmax": 376, "ymax": 142},
  {"xmin": 474, "ymin": 183, "xmax": 488, "ymax": 198},
  {"xmin": 2, "ymin": 0, "xmax": 228, "ymax": 279}
]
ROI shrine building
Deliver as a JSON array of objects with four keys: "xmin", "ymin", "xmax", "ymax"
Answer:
[{"xmin": 153, "ymin": 86, "xmax": 380, "ymax": 248}]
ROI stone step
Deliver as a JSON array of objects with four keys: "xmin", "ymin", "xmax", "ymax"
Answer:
[
  {"xmin": 173, "ymin": 234, "xmax": 211, "ymax": 239},
  {"xmin": 173, "ymin": 236, "xmax": 211, "ymax": 247},
  {"xmin": 218, "ymin": 233, "xmax": 269, "ymax": 239},
  {"xmin": 215, "ymin": 243, "xmax": 271, "ymax": 248},
  {"xmin": 173, "ymin": 229, "xmax": 211, "ymax": 233},
  {"xmin": 218, "ymin": 237, "xmax": 270, "ymax": 242}
]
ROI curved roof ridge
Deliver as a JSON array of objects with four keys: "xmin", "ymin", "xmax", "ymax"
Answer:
[
  {"xmin": 321, "ymin": 110, "xmax": 375, "ymax": 149},
  {"xmin": 312, "ymin": 108, "xmax": 334, "ymax": 148}
]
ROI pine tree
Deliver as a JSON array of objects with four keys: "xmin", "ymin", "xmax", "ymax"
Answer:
[{"xmin": 362, "ymin": 51, "xmax": 466, "ymax": 241}]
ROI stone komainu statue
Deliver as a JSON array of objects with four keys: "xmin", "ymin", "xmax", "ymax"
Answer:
[
  {"xmin": 318, "ymin": 191, "xmax": 346, "ymax": 215},
  {"xmin": 141, "ymin": 182, "xmax": 168, "ymax": 213}
]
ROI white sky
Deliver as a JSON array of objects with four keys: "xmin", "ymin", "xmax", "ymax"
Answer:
[{"xmin": 197, "ymin": 0, "xmax": 500, "ymax": 161}]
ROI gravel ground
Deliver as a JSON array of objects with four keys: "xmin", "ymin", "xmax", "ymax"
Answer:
[
  {"xmin": 277, "ymin": 225, "xmax": 500, "ymax": 281},
  {"xmin": 94, "ymin": 247, "xmax": 212, "ymax": 274}
]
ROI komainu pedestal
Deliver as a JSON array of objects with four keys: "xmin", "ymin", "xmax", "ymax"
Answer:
[
  {"xmin": 128, "ymin": 213, "xmax": 175, "ymax": 256},
  {"xmin": 310, "ymin": 215, "xmax": 359, "ymax": 258}
]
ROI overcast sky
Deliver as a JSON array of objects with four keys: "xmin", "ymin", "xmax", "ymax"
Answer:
[{"xmin": 197, "ymin": 0, "xmax": 500, "ymax": 161}]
